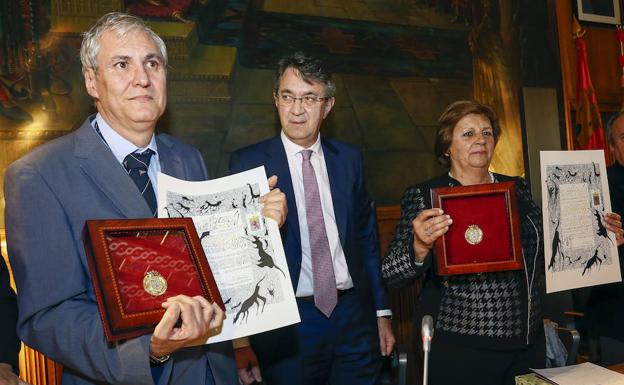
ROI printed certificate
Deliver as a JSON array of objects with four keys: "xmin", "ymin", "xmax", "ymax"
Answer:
[
  {"xmin": 541, "ymin": 150, "xmax": 621, "ymax": 293},
  {"xmin": 157, "ymin": 166, "xmax": 300, "ymax": 343}
]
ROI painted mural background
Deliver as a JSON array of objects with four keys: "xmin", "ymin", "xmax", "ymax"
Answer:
[{"xmin": 0, "ymin": 0, "xmax": 558, "ymax": 224}]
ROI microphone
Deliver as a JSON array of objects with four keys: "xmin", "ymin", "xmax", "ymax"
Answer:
[
  {"xmin": 421, "ymin": 315, "xmax": 434, "ymax": 352},
  {"xmin": 421, "ymin": 315, "xmax": 434, "ymax": 385}
]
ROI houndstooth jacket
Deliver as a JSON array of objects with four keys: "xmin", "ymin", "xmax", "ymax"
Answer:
[{"xmin": 382, "ymin": 173, "xmax": 544, "ymax": 350}]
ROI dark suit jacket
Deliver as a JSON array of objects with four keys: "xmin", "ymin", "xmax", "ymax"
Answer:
[
  {"xmin": 608, "ymin": 162, "xmax": 624, "ymax": 272},
  {"xmin": 4, "ymin": 118, "xmax": 236, "ymax": 385},
  {"xmin": 0, "ymin": 255, "xmax": 19, "ymax": 373},
  {"xmin": 229, "ymin": 135, "xmax": 388, "ymax": 312}
]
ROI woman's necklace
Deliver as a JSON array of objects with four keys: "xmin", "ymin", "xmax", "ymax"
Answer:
[{"xmin": 448, "ymin": 170, "xmax": 495, "ymax": 184}]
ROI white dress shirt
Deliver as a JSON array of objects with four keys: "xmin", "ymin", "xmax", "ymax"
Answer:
[
  {"xmin": 94, "ymin": 113, "xmax": 160, "ymax": 192},
  {"xmin": 280, "ymin": 132, "xmax": 354, "ymax": 296}
]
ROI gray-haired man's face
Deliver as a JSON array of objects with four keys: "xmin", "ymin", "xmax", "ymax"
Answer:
[
  {"xmin": 610, "ymin": 115, "xmax": 624, "ymax": 166},
  {"xmin": 84, "ymin": 29, "xmax": 167, "ymax": 144}
]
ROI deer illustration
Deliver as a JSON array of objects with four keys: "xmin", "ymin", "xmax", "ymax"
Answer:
[
  {"xmin": 166, "ymin": 203, "xmax": 186, "ymax": 218},
  {"xmin": 583, "ymin": 248, "xmax": 603, "ymax": 275},
  {"xmin": 594, "ymin": 209, "xmax": 615, "ymax": 247},
  {"xmin": 200, "ymin": 199, "xmax": 222, "ymax": 211},
  {"xmin": 249, "ymin": 236, "xmax": 286, "ymax": 277},
  {"xmin": 233, "ymin": 275, "xmax": 267, "ymax": 324},
  {"xmin": 548, "ymin": 220, "xmax": 561, "ymax": 270},
  {"xmin": 247, "ymin": 183, "xmax": 261, "ymax": 202},
  {"xmin": 176, "ymin": 202, "xmax": 191, "ymax": 214}
]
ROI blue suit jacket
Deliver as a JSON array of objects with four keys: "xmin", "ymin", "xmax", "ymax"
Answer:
[
  {"xmin": 4, "ymin": 118, "xmax": 237, "ymax": 385},
  {"xmin": 229, "ymin": 135, "xmax": 388, "ymax": 312}
]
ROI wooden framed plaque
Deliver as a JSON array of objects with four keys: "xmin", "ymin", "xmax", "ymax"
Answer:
[
  {"xmin": 431, "ymin": 181, "xmax": 523, "ymax": 276},
  {"xmin": 83, "ymin": 218, "xmax": 224, "ymax": 342}
]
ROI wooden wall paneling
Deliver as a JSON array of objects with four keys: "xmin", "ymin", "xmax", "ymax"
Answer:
[
  {"xmin": 19, "ymin": 345, "xmax": 62, "ymax": 385},
  {"xmin": 554, "ymin": 0, "xmax": 574, "ymax": 150},
  {"xmin": 584, "ymin": 28, "xmax": 621, "ymax": 109},
  {"xmin": 377, "ymin": 206, "xmax": 401, "ymax": 257},
  {"xmin": 377, "ymin": 206, "xmax": 422, "ymax": 385},
  {"xmin": 519, "ymin": 87, "xmax": 564, "ymax": 205}
]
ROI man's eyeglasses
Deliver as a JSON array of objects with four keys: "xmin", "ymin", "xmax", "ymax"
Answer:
[{"xmin": 276, "ymin": 94, "xmax": 329, "ymax": 108}]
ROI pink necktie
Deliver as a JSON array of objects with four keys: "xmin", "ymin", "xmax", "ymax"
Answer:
[{"xmin": 301, "ymin": 149, "xmax": 337, "ymax": 317}]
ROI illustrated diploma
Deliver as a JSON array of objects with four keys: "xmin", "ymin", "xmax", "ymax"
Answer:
[{"xmin": 157, "ymin": 166, "xmax": 300, "ymax": 343}]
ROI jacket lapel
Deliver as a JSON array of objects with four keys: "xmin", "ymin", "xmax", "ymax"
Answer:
[
  {"xmin": 265, "ymin": 136, "xmax": 302, "ymax": 248},
  {"xmin": 322, "ymin": 139, "xmax": 347, "ymax": 247},
  {"xmin": 156, "ymin": 135, "xmax": 185, "ymax": 179},
  {"xmin": 73, "ymin": 118, "xmax": 153, "ymax": 218}
]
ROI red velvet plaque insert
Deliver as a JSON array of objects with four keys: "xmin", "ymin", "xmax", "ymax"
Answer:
[
  {"xmin": 83, "ymin": 218, "xmax": 224, "ymax": 342},
  {"xmin": 431, "ymin": 181, "xmax": 523, "ymax": 275}
]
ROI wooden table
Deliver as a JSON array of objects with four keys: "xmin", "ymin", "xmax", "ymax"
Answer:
[{"xmin": 608, "ymin": 362, "xmax": 624, "ymax": 374}]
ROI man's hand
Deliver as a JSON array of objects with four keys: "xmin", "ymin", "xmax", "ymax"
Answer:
[
  {"xmin": 377, "ymin": 317, "xmax": 396, "ymax": 356},
  {"xmin": 234, "ymin": 346, "xmax": 263, "ymax": 385},
  {"xmin": 0, "ymin": 363, "xmax": 19, "ymax": 385},
  {"xmin": 260, "ymin": 175, "xmax": 287, "ymax": 227},
  {"xmin": 150, "ymin": 295, "xmax": 224, "ymax": 357}
]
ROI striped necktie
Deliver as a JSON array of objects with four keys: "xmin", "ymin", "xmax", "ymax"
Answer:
[{"xmin": 123, "ymin": 149, "xmax": 157, "ymax": 216}]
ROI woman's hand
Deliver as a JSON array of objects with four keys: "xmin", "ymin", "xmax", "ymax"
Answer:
[
  {"xmin": 603, "ymin": 212, "xmax": 624, "ymax": 247},
  {"xmin": 411, "ymin": 208, "xmax": 452, "ymax": 262}
]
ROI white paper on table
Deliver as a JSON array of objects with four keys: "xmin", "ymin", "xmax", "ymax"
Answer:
[
  {"xmin": 531, "ymin": 362, "xmax": 624, "ymax": 385},
  {"xmin": 540, "ymin": 150, "xmax": 621, "ymax": 293},
  {"xmin": 157, "ymin": 166, "xmax": 300, "ymax": 343}
]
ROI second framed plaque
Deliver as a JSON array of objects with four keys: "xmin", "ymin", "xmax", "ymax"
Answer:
[{"xmin": 431, "ymin": 181, "xmax": 523, "ymax": 276}]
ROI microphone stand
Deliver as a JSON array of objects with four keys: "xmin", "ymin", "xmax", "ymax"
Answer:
[
  {"xmin": 423, "ymin": 346, "xmax": 430, "ymax": 385},
  {"xmin": 421, "ymin": 315, "xmax": 434, "ymax": 385}
]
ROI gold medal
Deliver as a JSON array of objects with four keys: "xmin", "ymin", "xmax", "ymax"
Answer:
[
  {"xmin": 464, "ymin": 224, "xmax": 483, "ymax": 245},
  {"xmin": 143, "ymin": 270, "xmax": 167, "ymax": 296}
]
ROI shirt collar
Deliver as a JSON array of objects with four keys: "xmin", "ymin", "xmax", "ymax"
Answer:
[
  {"xmin": 94, "ymin": 113, "xmax": 158, "ymax": 164},
  {"xmin": 280, "ymin": 131, "xmax": 322, "ymax": 158}
]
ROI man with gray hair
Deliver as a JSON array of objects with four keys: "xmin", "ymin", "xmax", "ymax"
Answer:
[
  {"xmin": 4, "ymin": 12, "xmax": 285, "ymax": 385},
  {"xmin": 585, "ymin": 111, "xmax": 624, "ymax": 359},
  {"xmin": 605, "ymin": 112, "xmax": 624, "ymax": 224}
]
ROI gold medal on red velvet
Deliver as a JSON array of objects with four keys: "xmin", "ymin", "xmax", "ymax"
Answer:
[
  {"xmin": 464, "ymin": 224, "xmax": 483, "ymax": 245},
  {"xmin": 143, "ymin": 270, "xmax": 167, "ymax": 296}
]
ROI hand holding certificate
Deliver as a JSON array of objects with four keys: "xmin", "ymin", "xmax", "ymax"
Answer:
[
  {"xmin": 83, "ymin": 167, "xmax": 299, "ymax": 343},
  {"xmin": 157, "ymin": 166, "xmax": 300, "ymax": 344}
]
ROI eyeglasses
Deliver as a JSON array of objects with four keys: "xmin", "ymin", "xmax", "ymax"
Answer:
[{"xmin": 276, "ymin": 94, "xmax": 329, "ymax": 108}]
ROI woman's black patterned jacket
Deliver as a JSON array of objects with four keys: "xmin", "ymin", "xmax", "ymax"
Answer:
[{"xmin": 381, "ymin": 173, "xmax": 544, "ymax": 350}]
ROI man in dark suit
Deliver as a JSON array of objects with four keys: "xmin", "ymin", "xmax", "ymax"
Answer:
[
  {"xmin": 586, "ymin": 111, "xmax": 624, "ymax": 359},
  {"xmin": 230, "ymin": 52, "xmax": 395, "ymax": 385},
  {"xmin": 4, "ymin": 12, "xmax": 285, "ymax": 385},
  {"xmin": 0, "ymin": 255, "xmax": 20, "ymax": 385}
]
